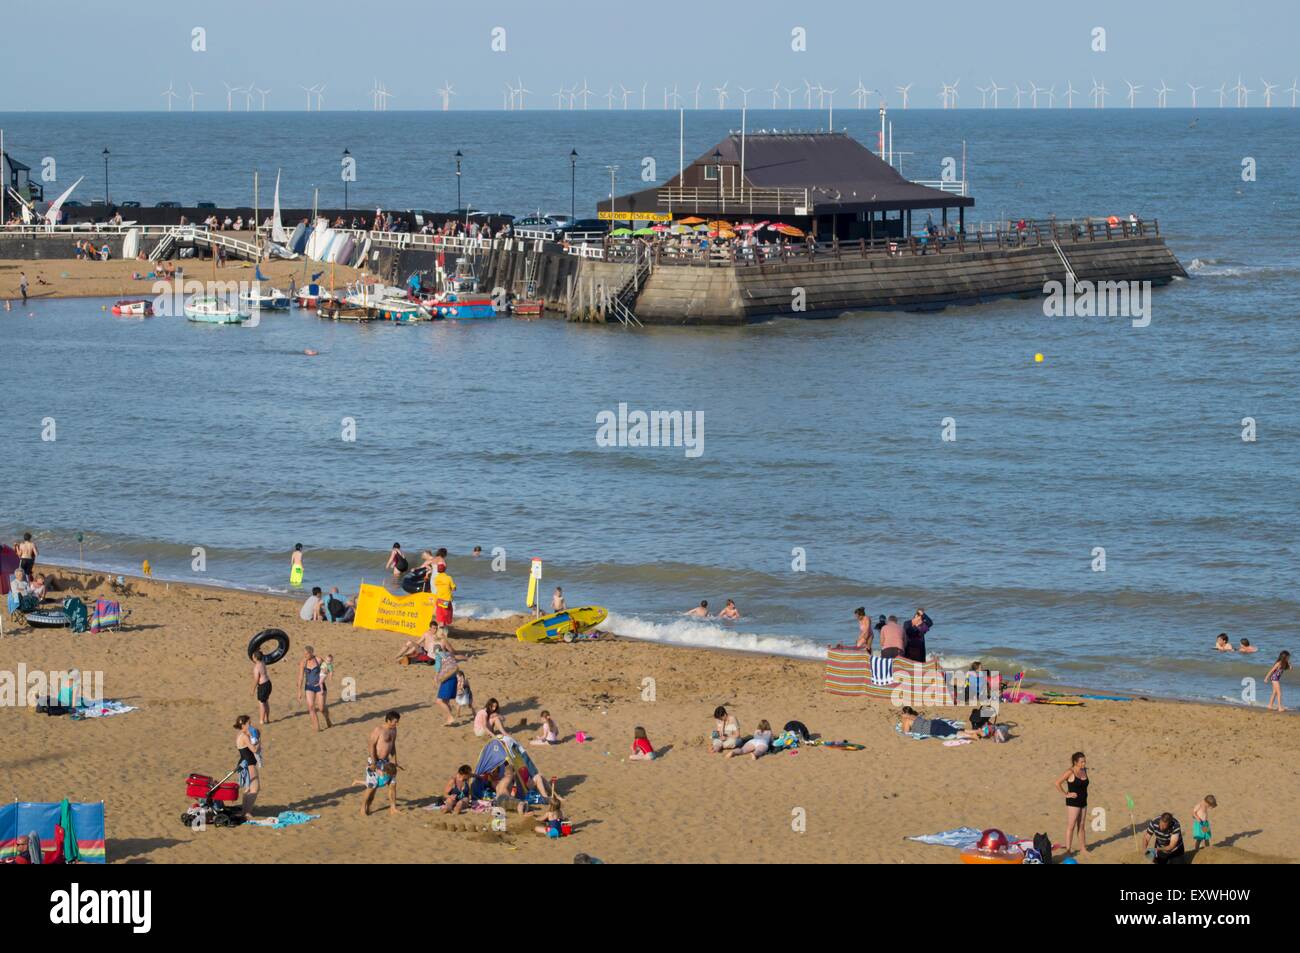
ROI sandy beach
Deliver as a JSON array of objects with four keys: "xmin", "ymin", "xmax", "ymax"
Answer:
[
  {"xmin": 2, "ymin": 566, "xmax": 1295, "ymax": 865},
  {"xmin": 1, "ymin": 256, "xmax": 369, "ymax": 303}
]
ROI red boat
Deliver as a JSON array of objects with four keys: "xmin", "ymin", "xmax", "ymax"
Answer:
[{"xmin": 111, "ymin": 299, "xmax": 154, "ymax": 317}]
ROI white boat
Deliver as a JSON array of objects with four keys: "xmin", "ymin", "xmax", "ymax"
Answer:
[
  {"xmin": 239, "ymin": 288, "xmax": 291, "ymax": 310},
  {"xmin": 184, "ymin": 296, "xmax": 249, "ymax": 324}
]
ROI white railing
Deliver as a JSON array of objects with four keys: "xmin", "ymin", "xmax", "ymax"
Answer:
[{"xmin": 912, "ymin": 179, "xmax": 969, "ymax": 197}]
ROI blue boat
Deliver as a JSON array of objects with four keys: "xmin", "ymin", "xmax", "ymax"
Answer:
[{"xmin": 423, "ymin": 257, "xmax": 497, "ymax": 320}]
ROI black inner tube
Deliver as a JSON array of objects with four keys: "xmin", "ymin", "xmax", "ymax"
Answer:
[{"xmin": 247, "ymin": 628, "xmax": 290, "ymax": 664}]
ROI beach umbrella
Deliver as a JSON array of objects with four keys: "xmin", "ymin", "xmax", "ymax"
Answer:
[
  {"xmin": 610, "ymin": 227, "xmax": 632, "ymax": 236},
  {"xmin": 632, "ymin": 227, "xmax": 656, "ymax": 236},
  {"xmin": 777, "ymin": 224, "xmax": 804, "ymax": 237},
  {"xmin": 678, "ymin": 216, "xmax": 706, "ymax": 225},
  {"xmin": 719, "ymin": 229, "xmax": 737, "ymax": 239},
  {"xmin": 670, "ymin": 224, "xmax": 689, "ymax": 234},
  {"xmin": 650, "ymin": 224, "xmax": 670, "ymax": 232},
  {"xmin": 708, "ymin": 220, "xmax": 733, "ymax": 229},
  {"xmin": 693, "ymin": 224, "xmax": 710, "ymax": 232}
]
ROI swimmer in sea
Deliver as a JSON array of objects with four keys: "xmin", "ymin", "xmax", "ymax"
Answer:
[
  {"xmin": 1238, "ymin": 638, "xmax": 1257, "ymax": 654},
  {"xmin": 718, "ymin": 599, "xmax": 740, "ymax": 620},
  {"xmin": 685, "ymin": 600, "xmax": 709, "ymax": 618},
  {"xmin": 1215, "ymin": 633, "xmax": 1233, "ymax": 652}
]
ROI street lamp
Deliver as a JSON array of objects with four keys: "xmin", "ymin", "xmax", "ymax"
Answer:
[
  {"xmin": 569, "ymin": 149, "xmax": 578, "ymax": 220},
  {"xmin": 342, "ymin": 148, "xmax": 350, "ymax": 210},
  {"xmin": 454, "ymin": 150, "xmax": 463, "ymax": 212},
  {"xmin": 102, "ymin": 148, "xmax": 110, "ymax": 206}
]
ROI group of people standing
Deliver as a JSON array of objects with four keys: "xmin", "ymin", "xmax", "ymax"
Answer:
[{"xmin": 855, "ymin": 607, "xmax": 933, "ymax": 662}]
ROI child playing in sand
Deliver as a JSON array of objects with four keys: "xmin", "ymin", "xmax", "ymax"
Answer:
[
  {"xmin": 629, "ymin": 726, "xmax": 655, "ymax": 761},
  {"xmin": 440, "ymin": 765, "xmax": 474, "ymax": 814},
  {"xmin": 1191, "ymin": 795, "xmax": 1217, "ymax": 848},
  {"xmin": 533, "ymin": 796, "xmax": 566, "ymax": 837},
  {"xmin": 1265, "ymin": 650, "xmax": 1290, "ymax": 711},
  {"xmin": 454, "ymin": 672, "xmax": 473, "ymax": 717},
  {"xmin": 726, "ymin": 719, "xmax": 774, "ymax": 760},
  {"xmin": 531, "ymin": 710, "xmax": 559, "ymax": 745}
]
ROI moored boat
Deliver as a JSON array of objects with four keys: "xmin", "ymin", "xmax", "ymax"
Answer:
[
  {"xmin": 239, "ymin": 288, "xmax": 292, "ymax": 310},
  {"xmin": 422, "ymin": 257, "xmax": 497, "ymax": 320},
  {"xmin": 111, "ymin": 299, "xmax": 154, "ymax": 317},
  {"xmin": 184, "ymin": 296, "xmax": 249, "ymax": 324}
]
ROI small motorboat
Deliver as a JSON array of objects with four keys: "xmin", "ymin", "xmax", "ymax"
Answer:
[
  {"xmin": 239, "ymin": 288, "xmax": 292, "ymax": 310},
  {"xmin": 294, "ymin": 283, "xmax": 335, "ymax": 309},
  {"xmin": 317, "ymin": 301, "xmax": 378, "ymax": 322},
  {"xmin": 511, "ymin": 298, "xmax": 544, "ymax": 317},
  {"xmin": 184, "ymin": 296, "xmax": 249, "ymax": 324},
  {"xmin": 423, "ymin": 258, "xmax": 497, "ymax": 320},
  {"xmin": 111, "ymin": 299, "xmax": 154, "ymax": 317}
]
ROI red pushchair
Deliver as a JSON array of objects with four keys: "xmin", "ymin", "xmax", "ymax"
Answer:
[{"xmin": 181, "ymin": 768, "xmax": 247, "ymax": 828}]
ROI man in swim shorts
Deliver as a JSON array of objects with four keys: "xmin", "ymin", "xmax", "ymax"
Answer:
[
  {"xmin": 251, "ymin": 650, "xmax": 272, "ymax": 724},
  {"xmin": 361, "ymin": 712, "xmax": 401, "ymax": 816},
  {"xmin": 15, "ymin": 533, "xmax": 37, "ymax": 579}
]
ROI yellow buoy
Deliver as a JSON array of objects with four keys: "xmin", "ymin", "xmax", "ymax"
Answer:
[{"xmin": 1034, "ymin": 353, "xmax": 1044, "ymax": 363}]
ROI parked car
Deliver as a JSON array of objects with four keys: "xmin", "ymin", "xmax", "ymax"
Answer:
[
  {"xmin": 90, "ymin": 199, "xmax": 107, "ymax": 207},
  {"xmin": 558, "ymin": 218, "xmax": 610, "ymax": 237},
  {"xmin": 119, "ymin": 200, "xmax": 141, "ymax": 208},
  {"xmin": 155, "ymin": 201, "xmax": 181, "ymax": 208},
  {"xmin": 195, "ymin": 201, "xmax": 216, "ymax": 209},
  {"xmin": 515, "ymin": 216, "xmax": 562, "ymax": 236}
]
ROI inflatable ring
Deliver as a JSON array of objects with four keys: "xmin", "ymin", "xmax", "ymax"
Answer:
[
  {"xmin": 959, "ymin": 847, "xmax": 1023, "ymax": 865},
  {"xmin": 400, "ymin": 568, "xmax": 429, "ymax": 594},
  {"xmin": 248, "ymin": 628, "xmax": 290, "ymax": 664}
]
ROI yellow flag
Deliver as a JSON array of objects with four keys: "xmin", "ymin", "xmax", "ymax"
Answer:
[{"xmin": 352, "ymin": 583, "xmax": 436, "ymax": 636}]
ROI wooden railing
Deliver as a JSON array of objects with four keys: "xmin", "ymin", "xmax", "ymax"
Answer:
[{"xmin": 654, "ymin": 185, "xmax": 812, "ymax": 215}]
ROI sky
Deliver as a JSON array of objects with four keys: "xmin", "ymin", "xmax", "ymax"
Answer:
[{"xmin": 1, "ymin": 0, "xmax": 1298, "ymax": 111}]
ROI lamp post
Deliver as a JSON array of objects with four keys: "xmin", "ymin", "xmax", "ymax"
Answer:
[
  {"xmin": 569, "ymin": 149, "xmax": 578, "ymax": 220},
  {"xmin": 342, "ymin": 147, "xmax": 350, "ymax": 210},
  {"xmin": 454, "ymin": 150, "xmax": 463, "ymax": 213},
  {"xmin": 102, "ymin": 147, "xmax": 110, "ymax": 206}
]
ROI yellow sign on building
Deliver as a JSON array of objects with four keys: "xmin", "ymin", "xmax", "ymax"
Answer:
[
  {"xmin": 352, "ymin": 583, "xmax": 436, "ymax": 636},
  {"xmin": 598, "ymin": 211, "xmax": 673, "ymax": 221}
]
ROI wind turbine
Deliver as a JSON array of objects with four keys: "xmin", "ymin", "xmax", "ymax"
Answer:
[
  {"xmin": 313, "ymin": 84, "xmax": 326, "ymax": 111},
  {"xmin": 1186, "ymin": 83, "xmax": 1202, "ymax": 108},
  {"xmin": 1029, "ymin": 82, "xmax": 1043, "ymax": 108},
  {"xmin": 1013, "ymin": 84, "xmax": 1026, "ymax": 108},
  {"xmin": 852, "ymin": 77, "xmax": 869, "ymax": 107},
  {"xmin": 822, "ymin": 87, "xmax": 836, "ymax": 126},
  {"xmin": 1091, "ymin": 79, "xmax": 1108, "ymax": 109},
  {"xmin": 669, "ymin": 84, "xmax": 680, "ymax": 109},
  {"xmin": 161, "ymin": 81, "xmax": 179, "ymax": 111},
  {"xmin": 692, "ymin": 82, "xmax": 702, "ymax": 109},
  {"xmin": 577, "ymin": 79, "xmax": 592, "ymax": 109},
  {"xmin": 1063, "ymin": 80, "xmax": 1078, "ymax": 108},
  {"xmin": 738, "ymin": 85, "xmax": 753, "ymax": 107},
  {"xmin": 604, "ymin": 86, "xmax": 617, "ymax": 109},
  {"xmin": 641, "ymin": 81, "xmax": 648, "ymax": 109},
  {"xmin": 1233, "ymin": 75, "xmax": 1249, "ymax": 107},
  {"xmin": 714, "ymin": 80, "xmax": 729, "ymax": 109},
  {"xmin": 377, "ymin": 82, "xmax": 393, "ymax": 110},
  {"xmin": 989, "ymin": 79, "xmax": 1004, "ymax": 108},
  {"xmin": 187, "ymin": 83, "xmax": 203, "ymax": 111},
  {"xmin": 976, "ymin": 84, "xmax": 990, "ymax": 108},
  {"xmin": 369, "ymin": 80, "xmax": 381, "ymax": 110},
  {"xmin": 803, "ymin": 78, "xmax": 814, "ymax": 108},
  {"xmin": 222, "ymin": 81, "xmax": 237, "ymax": 111},
  {"xmin": 299, "ymin": 84, "xmax": 315, "ymax": 111},
  {"xmin": 1215, "ymin": 82, "xmax": 1228, "ymax": 107},
  {"xmin": 241, "ymin": 81, "xmax": 256, "ymax": 111},
  {"xmin": 1155, "ymin": 80, "xmax": 1172, "ymax": 108},
  {"xmin": 255, "ymin": 87, "xmax": 270, "ymax": 110},
  {"xmin": 618, "ymin": 83, "xmax": 632, "ymax": 109},
  {"xmin": 896, "ymin": 83, "xmax": 912, "ymax": 109},
  {"xmin": 1260, "ymin": 78, "xmax": 1278, "ymax": 107},
  {"xmin": 1287, "ymin": 78, "xmax": 1300, "ymax": 107},
  {"xmin": 946, "ymin": 79, "xmax": 959, "ymax": 109},
  {"xmin": 769, "ymin": 80, "xmax": 782, "ymax": 108},
  {"xmin": 783, "ymin": 85, "xmax": 796, "ymax": 109},
  {"xmin": 1124, "ymin": 80, "xmax": 1142, "ymax": 108},
  {"xmin": 553, "ymin": 86, "xmax": 566, "ymax": 109},
  {"xmin": 437, "ymin": 82, "xmax": 455, "ymax": 111},
  {"xmin": 516, "ymin": 78, "xmax": 531, "ymax": 109}
]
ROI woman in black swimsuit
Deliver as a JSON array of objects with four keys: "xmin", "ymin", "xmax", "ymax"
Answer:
[
  {"xmin": 1054, "ymin": 751, "xmax": 1090, "ymax": 857},
  {"xmin": 234, "ymin": 714, "xmax": 260, "ymax": 817}
]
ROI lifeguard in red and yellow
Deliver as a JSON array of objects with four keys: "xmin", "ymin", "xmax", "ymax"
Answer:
[{"xmin": 433, "ymin": 567, "xmax": 456, "ymax": 637}]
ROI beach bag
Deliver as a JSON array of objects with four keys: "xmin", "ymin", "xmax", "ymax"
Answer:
[
  {"xmin": 327, "ymin": 595, "xmax": 347, "ymax": 619},
  {"xmin": 1033, "ymin": 832, "xmax": 1053, "ymax": 864}
]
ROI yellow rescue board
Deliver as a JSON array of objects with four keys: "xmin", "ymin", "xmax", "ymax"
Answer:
[{"xmin": 515, "ymin": 606, "xmax": 608, "ymax": 643}]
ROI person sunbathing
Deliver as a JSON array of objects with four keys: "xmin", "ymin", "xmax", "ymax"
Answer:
[
  {"xmin": 397, "ymin": 627, "xmax": 440, "ymax": 663},
  {"xmin": 725, "ymin": 719, "xmax": 773, "ymax": 760},
  {"xmin": 899, "ymin": 706, "xmax": 986, "ymax": 740}
]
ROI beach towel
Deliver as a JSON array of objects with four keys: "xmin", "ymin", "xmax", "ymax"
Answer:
[
  {"xmin": 243, "ymin": 811, "xmax": 320, "ymax": 829},
  {"xmin": 89, "ymin": 599, "xmax": 122, "ymax": 632},
  {"xmin": 907, "ymin": 827, "xmax": 1042, "ymax": 851},
  {"xmin": 62, "ymin": 597, "xmax": 89, "ymax": 633},
  {"xmin": 70, "ymin": 700, "xmax": 137, "ymax": 720},
  {"xmin": 871, "ymin": 655, "xmax": 895, "ymax": 686},
  {"xmin": 895, "ymin": 718, "xmax": 965, "ymax": 740}
]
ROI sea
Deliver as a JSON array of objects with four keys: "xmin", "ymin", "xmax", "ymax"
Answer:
[{"xmin": 1, "ymin": 108, "xmax": 1297, "ymax": 704}]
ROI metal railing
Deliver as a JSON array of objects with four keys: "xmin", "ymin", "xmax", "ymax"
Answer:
[{"xmin": 655, "ymin": 185, "xmax": 812, "ymax": 215}]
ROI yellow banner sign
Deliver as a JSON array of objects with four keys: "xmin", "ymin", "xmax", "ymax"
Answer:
[
  {"xmin": 352, "ymin": 583, "xmax": 436, "ymax": 636},
  {"xmin": 598, "ymin": 211, "xmax": 672, "ymax": 221}
]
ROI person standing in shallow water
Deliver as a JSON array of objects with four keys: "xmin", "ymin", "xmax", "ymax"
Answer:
[{"xmin": 290, "ymin": 543, "xmax": 305, "ymax": 586}]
